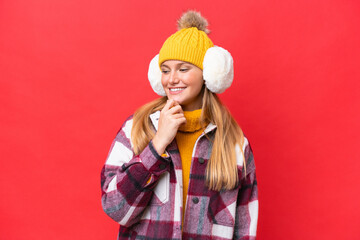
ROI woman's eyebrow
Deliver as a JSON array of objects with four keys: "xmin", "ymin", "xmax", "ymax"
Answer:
[
  {"xmin": 161, "ymin": 62, "xmax": 190, "ymax": 68},
  {"xmin": 177, "ymin": 62, "xmax": 190, "ymax": 67}
]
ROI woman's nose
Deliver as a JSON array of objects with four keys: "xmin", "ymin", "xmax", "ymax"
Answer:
[{"xmin": 169, "ymin": 71, "xmax": 179, "ymax": 84}]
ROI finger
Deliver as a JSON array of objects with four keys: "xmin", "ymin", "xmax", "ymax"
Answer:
[
  {"xmin": 171, "ymin": 101, "xmax": 183, "ymax": 112},
  {"xmin": 168, "ymin": 99, "xmax": 178, "ymax": 109},
  {"xmin": 168, "ymin": 105, "xmax": 183, "ymax": 115},
  {"xmin": 175, "ymin": 102, "xmax": 183, "ymax": 112},
  {"xmin": 172, "ymin": 113, "xmax": 185, "ymax": 119},
  {"xmin": 177, "ymin": 117, "xmax": 187, "ymax": 125},
  {"xmin": 162, "ymin": 99, "xmax": 174, "ymax": 112},
  {"xmin": 172, "ymin": 100, "xmax": 180, "ymax": 106}
]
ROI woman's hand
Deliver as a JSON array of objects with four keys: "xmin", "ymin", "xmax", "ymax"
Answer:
[{"xmin": 152, "ymin": 99, "xmax": 186, "ymax": 155}]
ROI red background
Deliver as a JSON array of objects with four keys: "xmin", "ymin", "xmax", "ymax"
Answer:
[{"xmin": 1, "ymin": 0, "xmax": 360, "ymax": 239}]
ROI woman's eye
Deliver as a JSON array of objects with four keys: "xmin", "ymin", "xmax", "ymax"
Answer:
[
  {"xmin": 161, "ymin": 70, "xmax": 169, "ymax": 74},
  {"xmin": 180, "ymin": 68, "xmax": 188, "ymax": 72}
]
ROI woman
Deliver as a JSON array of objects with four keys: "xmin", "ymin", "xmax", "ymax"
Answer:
[{"xmin": 101, "ymin": 11, "xmax": 258, "ymax": 240}]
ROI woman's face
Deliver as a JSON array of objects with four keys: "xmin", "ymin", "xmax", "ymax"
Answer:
[{"xmin": 160, "ymin": 60, "xmax": 204, "ymax": 111}]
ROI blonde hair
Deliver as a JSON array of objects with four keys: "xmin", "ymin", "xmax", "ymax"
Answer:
[{"xmin": 131, "ymin": 88, "xmax": 245, "ymax": 191}]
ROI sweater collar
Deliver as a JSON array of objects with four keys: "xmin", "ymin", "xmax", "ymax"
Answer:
[{"xmin": 178, "ymin": 109, "xmax": 202, "ymax": 132}]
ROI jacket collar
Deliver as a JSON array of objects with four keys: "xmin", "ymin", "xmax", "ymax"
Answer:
[{"xmin": 149, "ymin": 111, "xmax": 217, "ymax": 134}]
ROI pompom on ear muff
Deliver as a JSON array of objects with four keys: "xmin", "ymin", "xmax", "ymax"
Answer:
[
  {"xmin": 148, "ymin": 54, "xmax": 166, "ymax": 96},
  {"xmin": 147, "ymin": 46, "xmax": 234, "ymax": 96}
]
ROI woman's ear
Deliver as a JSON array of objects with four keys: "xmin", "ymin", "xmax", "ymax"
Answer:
[
  {"xmin": 148, "ymin": 54, "xmax": 166, "ymax": 96},
  {"xmin": 203, "ymin": 46, "xmax": 234, "ymax": 94}
]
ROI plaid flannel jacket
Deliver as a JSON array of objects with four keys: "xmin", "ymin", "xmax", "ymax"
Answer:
[{"xmin": 101, "ymin": 111, "xmax": 258, "ymax": 240}]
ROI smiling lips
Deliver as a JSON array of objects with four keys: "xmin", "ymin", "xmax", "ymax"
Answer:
[{"xmin": 169, "ymin": 87, "xmax": 186, "ymax": 93}]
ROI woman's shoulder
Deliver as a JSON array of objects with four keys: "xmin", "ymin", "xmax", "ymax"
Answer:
[
  {"xmin": 234, "ymin": 134, "xmax": 256, "ymax": 175},
  {"xmin": 243, "ymin": 135, "xmax": 256, "ymax": 174},
  {"xmin": 114, "ymin": 114, "xmax": 135, "ymax": 140},
  {"xmin": 121, "ymin": 114, "xmax": 134, "ymax": 127},
  {"xmin": 116, "ymin": 110, "xmax": 160, "ymax": 137}
]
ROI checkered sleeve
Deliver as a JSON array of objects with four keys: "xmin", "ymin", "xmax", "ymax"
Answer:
[
  {"xmin": 100, "ymin": 118, "xmax": 170, "ymax": 227},
  {"xmin": 234, "ymin": 141, "xmax": 259, "ymax": 240}
]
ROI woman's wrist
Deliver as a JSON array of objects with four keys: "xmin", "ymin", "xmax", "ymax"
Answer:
[{"xmin": 152, "ymin": 135, "xmax": 167, "ymax": 155}]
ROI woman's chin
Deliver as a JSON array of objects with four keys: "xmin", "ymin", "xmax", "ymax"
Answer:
[{"xmin": 167, "ymin": 96, "xmax": 183, "ymax": 104}]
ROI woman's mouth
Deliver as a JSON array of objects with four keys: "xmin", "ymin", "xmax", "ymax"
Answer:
[{"xmin": 169, "ymin": 87, "xmax": 186, "ymax": 93}]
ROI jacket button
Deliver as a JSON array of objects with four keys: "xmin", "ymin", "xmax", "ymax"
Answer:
[
  {"xmin": 198, "ymin": 158, "xmax": 205, "ymax": 164},
  {"xmin": 192, "ymin": 197, "xmax": 199, "ymax": 204},
  {"xmin": 159, "ymin": 164, "xmax": 166, "ymax": 170}
]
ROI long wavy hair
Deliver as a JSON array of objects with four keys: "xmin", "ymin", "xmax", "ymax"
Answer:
[{"xmin": 131, "ymin": 87, "xmax": 246, "ymax": 191}]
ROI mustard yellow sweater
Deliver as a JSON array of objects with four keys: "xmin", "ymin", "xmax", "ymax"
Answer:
[{"xmin": 175, "ymin": 109, "xmax": 203, "ymax": 218}]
